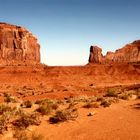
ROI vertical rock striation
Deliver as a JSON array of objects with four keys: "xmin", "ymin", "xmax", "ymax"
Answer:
[{"xmin": 0, "ymin": 23, "xmax": 40, "ymax": 65}]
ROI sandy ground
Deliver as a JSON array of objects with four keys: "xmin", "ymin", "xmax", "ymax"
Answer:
[
  {"xmin": 28, "ymin": 99, "xmax": 140, "ymax": 140},
  {"xmin": 0, "ymin": 63, "xmax": 139, "ymax": 101},
  {"xmin": 0, "ymin": 63, "xmax": 139, "ymax": 140}
]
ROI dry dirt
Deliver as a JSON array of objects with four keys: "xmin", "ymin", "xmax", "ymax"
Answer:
[
  {"xmin": 0, "ymin": 63, "xmax": 139, "ymax": 101},
  {"xmin": 0, "ymin": 63, "xmax": 140, "ymax": 140},
  {"xmin": 36, "ymin": 99, "xmax": 140, "ymax": 140}
]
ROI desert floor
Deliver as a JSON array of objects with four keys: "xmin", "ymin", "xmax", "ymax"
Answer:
[{"xmin": 0, "ymin": 63, "xmax": 139, "ymax": 140}]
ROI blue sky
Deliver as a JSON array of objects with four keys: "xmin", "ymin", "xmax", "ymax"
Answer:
[{"xmin": 0, "ymin": 0, "xmax": 140, "ymax": 65}]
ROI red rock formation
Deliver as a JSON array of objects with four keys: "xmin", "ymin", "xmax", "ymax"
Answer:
[
  {"xmin": 89, "ymin": 46, "xmax": 103, "ymax": 63},
  {"xmin": 89, "ymin": 40, "xmax": 140, "ymax": 64},
  {"xmin": 0, "ymin": 23, "xmax": 40, "ymax": 65}
]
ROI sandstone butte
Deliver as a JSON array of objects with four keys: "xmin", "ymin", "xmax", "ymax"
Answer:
[
  {"xmin": 89, "ymin": 40, "xmax": 140, "ymax": 64},
  {"xmin": 0, "ymin": 22, "xmax": 40, "ymax": 65}
]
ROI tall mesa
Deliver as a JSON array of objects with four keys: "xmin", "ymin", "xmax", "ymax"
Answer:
[{"xmin": 0, "ymin": 22, "xmax": 40, "ymax": 65}]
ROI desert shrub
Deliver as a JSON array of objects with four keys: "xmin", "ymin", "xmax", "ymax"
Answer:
[
  {"xmin": 21, "ymin": 100, "xmax": 32, "ymax": 108},
  {"xmin": 118, "ymin": 89, "xmax": 139, "ymax": 100},
  {"xmin": 97, "ymin": 96, "xmax": 104, "ymax": 102},
  {"xmin": 36, "ymin": 105, "xmax": 52, "ymax": 115},
  {"xmin": 0, "ymin": 104, "xmax": 12, "ymax": 115},
  {"xmin": 105, "ymin": 89, "xmax": 118, "ymax": 97},
  {"xmin": 90, "ymin": 96, "xmax": 98, "ymax": 102},
  {"xmin": 67, "ymin": 102, "xmax": 78, "ymax": 109},
  {"xmin": 0, "ymin": 111, "xmax": 12, "ymax": 133},
  {"xmin": 49, "ymin": 108, "xmax": 78, "ymax": 124},
  {"xmin": 35, "ymin": 99, "xmax": 45, "ymax": 105},
  {"xmin": 31, "ymin": 132, "xmax": 44, "ymax": 140},
  {"xmin": 109, "ymin": 97, "xmax": 119, "ymax": 103},
  {"xmin": 126, "ymin": 90, "xmax": 137, "ymax": 95},
  {"xmin": 101, "ymin": 99, "xmax": 111, "ymax": 107},
  {"xmin": 13, "ymin": 130, "xmax": 44, "ymax": 140},
  {"xmin": 13, "ymin": 130, "xmax": 28, "ymax": 140},
  {"xmin": 36, "ymin": 101, "xmax": 58, "ymax": 115},
  {"xmin": 83, "ymin": 102, "xmax": 100, "ymax": 108},
  {"xmin": 119, "ymin": 92, "xmax": 131, "ymax": 100},
  {"xmin": 76, "ymin": 95, "xmax": 90, "ymax": 103},
  {"xmin": 35, "ymin": 99, "xmax": 55, "ymax": 105},
  {"xmin": 64, "ymin": 97, "xmax": 74, "ymax": 103},
  {"xmin": 50, "ymin": 103, "xmax": 59, "ymax": 110},
  {"xmin": 13, "ymin": 112, "xmax": 41, "ymax": 129},
  {"xmin": 91, "ymin": 102, "xmax": 100, "ymax": 108},
  {"xmin": 4, "ymin": 94, "xmax": 16, "ymax": 103},
  {"xmin": 56, "ymin": 99, "xmax": 65, "ymax": 105}
]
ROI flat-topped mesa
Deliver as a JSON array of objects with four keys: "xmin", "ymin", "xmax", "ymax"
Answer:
[
  {"xmin": 89, "ymin": 40, "xmax": 140, "ymax": 64},
  {"xmin": 0, "ymin": 22, "xmax": 40, "ymax": 65}
]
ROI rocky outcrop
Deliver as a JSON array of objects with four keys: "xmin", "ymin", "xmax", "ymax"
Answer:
[
  {"xmin": 89, "ymin": 40, "xmax": 140, "ymax": 64},
  {"xmin": 0, "ymin": 23, "xmax": 40, "ymax": 65},
  {"xmin": 89, "ymin": 46, "xmax": 103, "ymax": 63}
]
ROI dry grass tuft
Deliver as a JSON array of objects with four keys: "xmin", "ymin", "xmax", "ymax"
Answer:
[
  {"xmin": 49, "ymin": 108, "xmax": 78, "ymax": 124},
  {"xmin": 83, "ymin": 102, "xmax": 100, "ymax": 108},
  {"xmin": 21, "ymin": 100, "xmax": 32, "ymax": 108},
  {"xmin": 13, "ymin": 112, "xmax": 41, "ymax": 129}
]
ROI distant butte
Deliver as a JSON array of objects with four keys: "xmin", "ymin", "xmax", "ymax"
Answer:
[
  {"xmin": 0, "ymin": 22, "xmax": 40, "ymax": 65},
  {"xmin": 89, "ymin": 40, "xmax": 140, "ymax": 64}
]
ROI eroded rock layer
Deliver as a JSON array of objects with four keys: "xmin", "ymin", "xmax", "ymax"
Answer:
[
  {"xmin": 89, "ymin": 40, "xmax": 140, "ymax": 64},
  {"xmin": 0, "ymin": 23, "xmax": 40, "ymax": 65}
]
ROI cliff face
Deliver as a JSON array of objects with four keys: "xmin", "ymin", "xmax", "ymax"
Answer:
[
  {"xmin": 89, "ymin": 40, "xmax": 140, "ymax": 64},
  {"xmin": 89, "ymin": 46, "xmax": 103, "ymax": 63},
  {"xmin": 0, "ymin": 23, "xmax": 40, "ymax": 65}
]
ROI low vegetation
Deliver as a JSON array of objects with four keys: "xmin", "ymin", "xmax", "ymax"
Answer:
[
  {"xmin": 13, "ymin": 130, "xmax": 44, "ymax": 140},
  {"xmin": 13, "ymin": 112, "xmax": 41, "ymax": 129},
  {"xmin": 83, "ymin": 102, "xmax": 100, "ymax": 108},
  {"xmin": 101, "ymin": 99, "xmax": 111, "ymax": 107},
  {"xmin": 21, "ymin": 100, "xmax": 32, "ymax": 108},
  {"xmin": 4, "ymin": 93, "xmax": 16, "ymax": 103},
  {"xmin": 105, "ymin": 89, "xmax": 118, "ymax": 97},
  {"xmin": 0, "ymin": 86, "xmax": 139, "ymax": 138},
  {"xmin": 49, "ymin": 108, "xmax": 78, "ymax": 124},
  {"xmin": 13, "ymin": 130, "xmax": 28, "ymax": 140},
  {"xmin": 36, "ymin": 100, "xmax": 58, "ymax": 115}
]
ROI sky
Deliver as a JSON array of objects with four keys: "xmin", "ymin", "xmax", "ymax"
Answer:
[{"xmin": 0, "ymin": 0, "xmax": 140, "ymax": 65}]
